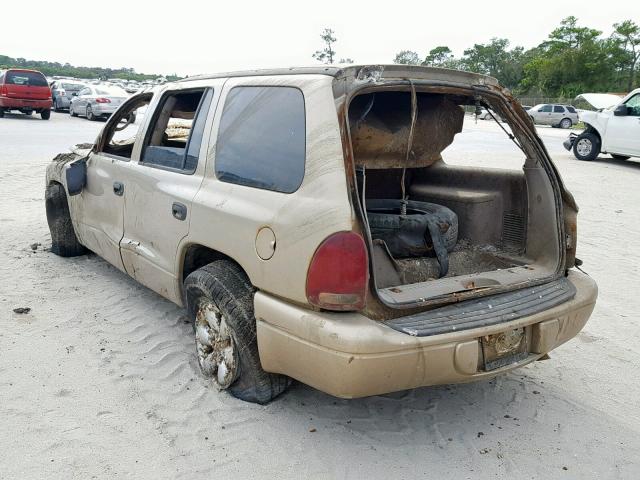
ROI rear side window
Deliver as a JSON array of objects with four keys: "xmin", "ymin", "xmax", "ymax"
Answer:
[
  {"xmin": 6, "ymin": 71, "xmax": 48, "ymax": 87},
  {"xmin": 566, "ymin": 106, "xmax": 577, "ymax": 113},
  {"xmin": 553, "ymin": 105, "xmax": 565, "ymax": 113},
  {"xmin": 141, "ymin": 89, "xmax": 212, "ymax": 173},
  {"xmin": 215, "ymin": 86, "xmax": 306, "ymax": 193}
]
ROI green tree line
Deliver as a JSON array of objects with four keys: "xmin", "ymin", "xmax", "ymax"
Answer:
[
  {"xmin": 393, "ymin": 17, "xmax": 640, "ymax": 97},
  {"xmin": 0, "ymin": 55, "xmax": 181, "ymax": 82}
]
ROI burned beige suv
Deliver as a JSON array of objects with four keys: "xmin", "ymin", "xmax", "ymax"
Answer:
[{"xmin": 45, "ymin": 65, "xmax": 597, "ymax": 403}]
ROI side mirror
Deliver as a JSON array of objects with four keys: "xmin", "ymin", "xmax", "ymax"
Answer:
[
  {"xmin": 65, "ymin": 159, "xmax": 87, "ymax": 196},
  {"xmin": 613, "ymin": 104, "xmax": 628, "ymax": 116}
]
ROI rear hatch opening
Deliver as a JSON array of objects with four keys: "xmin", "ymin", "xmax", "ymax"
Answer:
[{"xmin": 346, "ymin": 85, "xmax": 564, "ymax": 310}]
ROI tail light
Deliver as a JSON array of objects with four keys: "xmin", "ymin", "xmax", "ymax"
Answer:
[
  {"xmin": 306, "ymin": 231, "xmax": 369, "ymax": 311},
  {"xmin": 0, "ymin": 85, "xmax": 7, "ymax": 97},
  {"xmin": 95, "ymin": 97, "xmax": 111, "ymax": 103}
]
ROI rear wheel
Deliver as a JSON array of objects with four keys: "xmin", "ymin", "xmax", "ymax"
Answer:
[
  {"xmin": 0, "ymin": 109, "xmax": 4, "ymax": 118},
  {"xmin": 86, "ymin": 105, "xmax": 95, "ymax": 121},
  {"xmin": 610, "ymin": 154, "xmax": 630, "ymax": 160},
  {"xmin": 70, "ymin": 104, "xmax": 77, "ymax": 116},
  {"xmin": 559, "ymin": 118, "xmax": 572, "ymax": 129},
  {"xmin": 41, "ymin": 109, "xmax": 51, "ymax": 120},
  {"xmin": 183, "ymin": 260, "xmax": 291, "ymax": 404},
  {"xmin": 573, "ymin": 132, "xmax": 600, "ymax": 161},
  {"xmin": 45, "ymin": 183, "xmax": 86, "ymax": 257}
]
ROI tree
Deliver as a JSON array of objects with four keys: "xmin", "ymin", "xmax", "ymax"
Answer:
[
  {"xmin": 520, "ymin": 17, "xmax": 614, "ymax": 97},
  {"xmin": 460, "ymin": 38, "xmax": 525, "ymax": 89},
  {"xmin": 393, "ymin": 50, "xmax": 421, "ymax": 65},
  {"xmin": 313, "ymin": 28, "xmax": 337, "ymax": 64},
  {"xmin": 612, "ymin": 20, "xmax": 640, "ymax": 91},
  {"xmin": 424, "ymin": 46, "xmax": 454, "ymax": 67}
]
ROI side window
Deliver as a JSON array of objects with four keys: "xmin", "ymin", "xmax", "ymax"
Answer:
[
  {"xmin": 141, "ymin": 88, "xmax": 212, "ymax": 173},
  {"xmin": 78, "ymin": 88, "xmax": 89, "ymax": 96},
  {"xmin": 566, "ymin": 106, "xmax": 577, "ymax": 113},
  {"xmin": 101, "ymin": 94, "xmax": 152, "ymax": 159},
  {"xmin": 553, "ymin": 105, "xmax": 564, "ymax": 113},
  {"xmin": 539, "ymin": 105, "xmax": 552, "ymax": 112},
  {"xmin": 625, "ymin": 94, "xmax": 640, "ymax": 117},
  {"xmin": 215, "ymin": 86, "xmax": 306, "ymax": 193}
]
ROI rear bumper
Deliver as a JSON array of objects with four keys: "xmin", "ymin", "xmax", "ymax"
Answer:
[
  {"xmin": 0, "ymin": 97, "xmax": 52, "ymax": 109},
  {"xmin": 92, "ymin": 104, "xmax": 117, "ymax": 115},
  {"xmin": 256, "ymin": 270, "xmax": 597, "ymax": 398}
]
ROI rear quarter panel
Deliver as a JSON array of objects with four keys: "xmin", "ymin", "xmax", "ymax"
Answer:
[{"xmin": 182, "ymin": 75, "xmax": 353, "ymax": 304}]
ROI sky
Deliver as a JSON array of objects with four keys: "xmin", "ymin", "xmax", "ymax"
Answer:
[{"xmin": 3, "ymin": 0, "xmax": 639, "ymax": 76}]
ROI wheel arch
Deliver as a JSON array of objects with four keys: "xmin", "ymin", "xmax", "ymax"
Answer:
[
  {"xmin": 178, "ymin": 243, "xmax": 254, "ymax": 296},
  {"xmin": 582, "ymin": 122, "xmax": 603, "ymax": 144}
]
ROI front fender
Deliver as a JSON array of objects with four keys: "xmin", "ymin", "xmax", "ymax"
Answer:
[{"xmin": 45, "ymin": 144, "xmax": 93, "ymax": 188}]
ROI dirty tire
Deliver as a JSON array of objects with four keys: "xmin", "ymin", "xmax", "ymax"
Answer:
[
  {"xmin": 45, "ymin": 182, "xmax": 86, "ymax": 257},
  {"xmin": 559, "ymin": 118, "xmax": 572, "ymax": 129},
  {"xmin": 183, "ymin": 260, "xmax": 291, "ymax": 404},
  {"xmin": 86, "ymin": 106, "xmax": 95, "ymax": 121},
  {"xmin": 41, "ymin": 109, "xmax": 51, "ymax": 120},
  {"xmin": 573, "ymin": 132, "xmax": 600, "ymax": 161}
]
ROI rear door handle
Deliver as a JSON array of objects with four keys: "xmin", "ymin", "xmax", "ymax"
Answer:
[
  {"xmin": 172, "ymin": 202, "xmax": 187, "ymax": 221},
  {"xmin": 113, "ymin": 181, "xmax": 124, "ymax": 196}
]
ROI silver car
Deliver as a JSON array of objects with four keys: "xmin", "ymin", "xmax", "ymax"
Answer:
[
  {"xmin": 69, "ymin": 85, "xmax": 129, "ymax": 120},
  {"xmin": 528, "ymin": 104, "xmax": 579, "ymax": 129},
  {"xmin": 51, "ymin": 80, "xmax": 87, "ymax": 111}
]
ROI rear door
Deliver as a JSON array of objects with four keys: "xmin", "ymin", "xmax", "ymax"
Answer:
[
  {"xmin": 119, "ymin": 82, "xmax": 220, "ymax": 304},
  {"xmin": 605, "ymin": 93, "xmax": 640, "ymax": 156},
  {"xmin": 4, "ymin": 70, "xmax": 51, "ymax": 101},
  {"xmin": 551, "ymin": 105, "xmax": 565, "ymax": 125}
]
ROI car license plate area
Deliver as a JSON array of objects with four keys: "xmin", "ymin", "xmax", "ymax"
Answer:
[{"xmin": 481, "ymin": 327, "xmax": 529, "ymax": 371}]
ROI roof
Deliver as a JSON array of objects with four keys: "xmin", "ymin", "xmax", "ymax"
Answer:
[{"xmin": 179, "ymin": 64, "xmax": 499, "ymax": 88}]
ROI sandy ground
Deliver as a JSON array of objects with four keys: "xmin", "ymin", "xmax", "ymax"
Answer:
[{"xmin": 1, "ymin": 111, "xmax": 639, "ymax": 479}]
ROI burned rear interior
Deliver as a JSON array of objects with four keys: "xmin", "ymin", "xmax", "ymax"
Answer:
[{"xmin": 347, "ymin": 86, "xmax": 562, "ymax": 308}]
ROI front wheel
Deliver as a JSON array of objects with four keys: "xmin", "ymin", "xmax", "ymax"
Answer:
[
  {"xmin": 70, "ymin": 105, "xmax": 77, "ymax": 117},
  {"xmin": 45, "ymin": 183, "xmax": 86, "ymax": 256},
  {"xmin": 573, "ymin": 133, "xmax": 600, "ymax": 161},
  {"xmin": 41, "ymin": 109, "xmax": 51, "ymax": 120},
  {"xmin": 183, "ymin": 260, "xmax": 291, "ymax": 404},
  {"xmin": 559, "ymin": 118, "xmax": 572, "ymax": 129}
]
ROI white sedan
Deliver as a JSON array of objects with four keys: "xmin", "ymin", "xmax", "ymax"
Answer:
[{"xmin": 69, "ymin": 85, "xmax": 129, "ymax": 121}]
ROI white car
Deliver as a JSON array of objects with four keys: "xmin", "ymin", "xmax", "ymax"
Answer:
[
  {"xmin": 69, "ymin": 85, "xmax": 129, "ymax": 121},
  {"xmin": 564, "ymin": 89, "xmax": 640, "ymax": 161}
]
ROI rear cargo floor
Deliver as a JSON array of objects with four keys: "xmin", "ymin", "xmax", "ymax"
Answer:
[{"xmin": 393, "ymin": 240, "xmax": 525, "ymax": 285}]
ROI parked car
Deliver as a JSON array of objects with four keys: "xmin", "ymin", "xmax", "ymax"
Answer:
[
  {"xmin": 0, "ymin": 68, "xmax": 52, "ymax": 119},
  {"xmin": 69, "ymin": 85, "xmax": 129, "ymax": 120},
  {"xmin": 528, "ymin": 104, "xmax": 579, "ymax": 128},
  {"xmin": 51, "ymin": 80, "xmax": 86, "ymax": 111},
  {"xmin": 564, "ymin": 88, "xmax": 640, "ymax": 161},
  {"xmin": 476, "ymin": 107, "xmax": 506, "ymax": 122},
  {"xmin": 45, "ymin": 65, "xmax": 597, "ymax": 404}
]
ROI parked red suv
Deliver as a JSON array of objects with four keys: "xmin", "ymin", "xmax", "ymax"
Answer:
[{"xmin": 0, "ymin": 69, "xmax": 52, "ymax": 120}]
